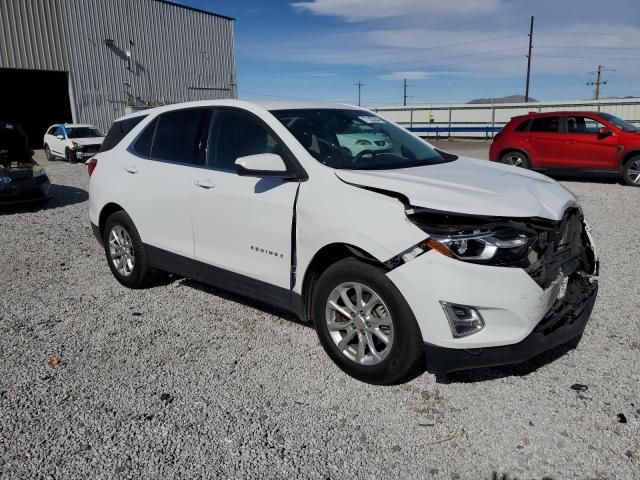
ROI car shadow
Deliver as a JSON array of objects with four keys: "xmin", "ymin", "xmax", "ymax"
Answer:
[
  {"xmin": 434, "ymin": 338, "xmax": 580, "ymax": 384},
  {"xmin": 0, "ymin": 184, "xmax": 88, "ymax": 215},
  {"xmin": 177, "ymin": 277, "xmax": 312, "ymax": 329}
]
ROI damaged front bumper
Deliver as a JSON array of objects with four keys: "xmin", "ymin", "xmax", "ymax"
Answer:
[
  {"xmin": 423, "ymin": 278, "xmax": 598, "ymax": 375},
  {"xmin": 386, "ymin": 207, "xmax": 599, "ymax": 374}
]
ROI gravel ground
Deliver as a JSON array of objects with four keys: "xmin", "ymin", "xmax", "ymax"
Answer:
[{"xmin": 1, "ymin": 149, "xmax": 639, "ymax": 479}]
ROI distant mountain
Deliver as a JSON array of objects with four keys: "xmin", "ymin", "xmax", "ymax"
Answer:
[{"xmin": 467, "ymin": 95, "xmax": 538, "ymax": 104}]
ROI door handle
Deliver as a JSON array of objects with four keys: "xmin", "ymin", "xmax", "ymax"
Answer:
[
  {"xmin": 566, "ymin": 140, "xmax": 575, "ymax": 144},
  {"xmin": 124, "ymin": 165, "xmax": 138, "ymax": 174},
  {"xmin": 194, "ymin": 178, "xmax": 215, "ymax": 189}
]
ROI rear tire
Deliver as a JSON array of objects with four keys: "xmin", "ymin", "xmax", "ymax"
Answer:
[
  {"xmin": 621, "ymin": 155, "xmax": 640, "ymax": 187},
  {"xmin": 499, "ymin": 150, "xmax": 531, "ymax": 169},
  {"xmin": 311, "ymin": 257, "xmax": 423, "ymax": 385},
  {"xmin": 103, "ymin": 211, "xmax": 161, "ymax": 289}
]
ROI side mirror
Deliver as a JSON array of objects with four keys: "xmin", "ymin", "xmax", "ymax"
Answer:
[
  {"xmin": 598, "ymin": 126, "xmax": 612, "ymax": 137},
  {"xmin": 56, "ymin": 135, "xmax": 64, "ymax": 140},
  {"xmin": 234, "ymin": 153, "xmax": 296, "ymax": 179}
]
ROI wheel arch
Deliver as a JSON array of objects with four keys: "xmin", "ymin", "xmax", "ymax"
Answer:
[
  {"xmin": 300, "ymin": 242, "xmax": 383, "ymax": 323},
  {"xmin": 619, "ymin": 149, "xmax": 640, "ymax": 169},
  {"xmin": 98, "ymin": 202, "xmax": 126, "ymax": 238}
]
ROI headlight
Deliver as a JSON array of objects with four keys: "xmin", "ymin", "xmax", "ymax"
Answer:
[
  {"xmin": 355, "ymin": 139, "xmax": 372, "ymax": 145},
  {"xmin": 72, "ymin": 141, "xmax": 80, "ymax": 148},
  {"xmin": 404, "ymin": 209, "xmax": 540, "ymax": 266},
  {"xmin": 429, "ymin": 229, "xmax": 533, "ymax": 262}
]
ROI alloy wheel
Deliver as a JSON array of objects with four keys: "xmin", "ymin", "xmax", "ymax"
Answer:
[
  {"xmin": 502, "ymin": 154, "xmax": 524, "ymax": 167},
  {"xmin": 108, "ymin": 225, "xmax": 135, "ymax": 276},
  {"xmin": 325, "ymin": 282, "xmax": 394, "ymax": 366},
  {"xmin": 628, "ymin": 159, "xmax": 640, "ymax": 184}
]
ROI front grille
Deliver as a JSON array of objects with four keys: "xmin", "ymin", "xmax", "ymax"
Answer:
[
  {"xmin": 80, "ymin": 144, "xmax": 101, "ymax": 154},
  {"xmin": 526, "ymin": 209, "xmax": 587, "ymax": 288}
]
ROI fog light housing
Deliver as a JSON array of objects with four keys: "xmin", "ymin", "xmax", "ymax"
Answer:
[{"xmin": 440, "ymin": 302, "xmax": 485, "ymax": 338}]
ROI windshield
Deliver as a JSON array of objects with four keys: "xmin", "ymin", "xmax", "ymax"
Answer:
[
  {"xmin": 600, "ymin": 113, "xmax": 639, "ymax": 132},
  {"xmin": 66, "ymin": 127, "xmax": 103, "ymax": 138},
  {"xmin": 271, "ymin": 109, "xmax": 454, "ymax": 170}
]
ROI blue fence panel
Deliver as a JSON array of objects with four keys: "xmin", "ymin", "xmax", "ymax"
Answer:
[{"xmin": 407, "ymin": 125, "xmax": 503, "ymax": 140}]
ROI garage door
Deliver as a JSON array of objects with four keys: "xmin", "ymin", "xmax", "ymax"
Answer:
[{"xmin": 0, "ymin": 68, "xmax": 73, "ymax": 147}]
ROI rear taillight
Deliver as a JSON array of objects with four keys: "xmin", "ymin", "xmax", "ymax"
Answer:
[{"xmin": 87, "ymin": 157, "xmax": 98, "ymax": 177}]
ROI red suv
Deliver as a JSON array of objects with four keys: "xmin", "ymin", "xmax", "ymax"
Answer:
[{"xmin": 489, "ymin": 111, "xmax": 640, "ymax": 186}]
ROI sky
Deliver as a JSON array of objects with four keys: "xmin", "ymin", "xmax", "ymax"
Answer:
[{"xmin": 175, "ymin": 0, "xmax": 640, "ymax": 106}]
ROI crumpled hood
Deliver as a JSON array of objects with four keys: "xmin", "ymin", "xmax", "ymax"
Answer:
[
  {"xmin": 71, "ymin": 137, "xmax": 104, "ymax": 146},
  {"xmin": 335, "ymin": 156, "xmax": 577, "ymax": 221}
]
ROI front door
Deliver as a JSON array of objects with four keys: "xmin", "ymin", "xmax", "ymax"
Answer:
[
  {"xmin": 50, "ymin": 126, "xmax": 66, "ymax": 156},
  {"xmin": 190, "ymin": 108, "xmax": 299, "ymax": 295},
  {"xmin": 562, "ymin": 115, "xmax": 619, "ymax": 169}
]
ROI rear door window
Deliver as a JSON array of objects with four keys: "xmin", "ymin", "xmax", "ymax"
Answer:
[
  {"xmin": 100, "ymin": 115, "xmax": 147, "ymax": 152},
  {"xmin": 150, "ymin": 108, "xmax": 208, "ymax": 165},
  {"xmin": 529, "ymin": 117, "xmax": 560, "ymax": 133}
]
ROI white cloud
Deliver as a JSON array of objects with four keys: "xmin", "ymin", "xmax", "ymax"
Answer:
[
  {"xmin": 380, "ymin": 71, "xmax": 432, "ymax": 80},
  {"xmin": 291, "ymin": 0, "xmax": 500, "ymax": 22}
]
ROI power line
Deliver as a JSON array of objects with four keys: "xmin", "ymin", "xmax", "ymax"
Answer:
[
  {"xmin": 245, "ymin": 34, "xmax": 525, "ymax": 63},
  {"xmin": 537, "ymin": 31, "xmax": 640, "ymax": 36},
  {"xmin": 536, "ymin": 45, "xmax": 640, "ymax": 50},
  {"xmin": 248, "ymin": 46, "xmax": 527, "ymax": 76},
  {"xmin": 536, "ymin": 54, "xmax": 640, "ymax": 60}
]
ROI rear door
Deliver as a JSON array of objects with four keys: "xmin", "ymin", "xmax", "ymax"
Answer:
[
  {"xmin": 562, "ymin": 115, "xmax": 619, "ymax": 169},
  {"xmin": 524, "ymin": 116, "xmax": 564, "ymax": 167},
  {"xmin": 117, "ymin": 108, "xmax": 210, "ymax": 258}
]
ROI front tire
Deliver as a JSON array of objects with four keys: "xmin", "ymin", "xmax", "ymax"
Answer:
[
  {"xmin": 103, "ymin": 211, "xmax": 159, "ymax": 289},
  {"xmin": 44, "ymin": 145, "xmax": 54, "ymax": 161},
  {"xmin": 499, "ymin": 150, "xmax": 531, "ymax": 169},
  {"xmin": 312, "ymin": 258, "xmax": 423, "ymax": 385},
  {"xmin": 65, "ymin": 147, "xmax": 75, "ymax": 164},
  {"xmin": 621, "ymin": 155, "xmax": 640, "ymax": 186}
]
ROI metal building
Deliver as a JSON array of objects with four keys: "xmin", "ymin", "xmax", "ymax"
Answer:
[{"xmin": 0, "ymin": 0, "xmax": 236, "ymax": 144}]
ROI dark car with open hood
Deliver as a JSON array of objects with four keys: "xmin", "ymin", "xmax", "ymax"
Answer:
[{"xmin": 0, "ymin": 121, "xmax": 51, "ymax": 206}]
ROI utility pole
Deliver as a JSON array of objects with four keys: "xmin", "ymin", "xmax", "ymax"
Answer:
[
  {"xmin": 525, "ymin": 15, "xmax": 534, "ymax": 103},
  {"xmin": 355, "ymin": 81, "xmax": 364, "ymax": 106},
  {"xmin": 403, "ymin": 78, "xmax": 408, "ymax": 106},
  {"xmin": 587, "ymin": 65, "xmax": 608, "ymax": 100}
]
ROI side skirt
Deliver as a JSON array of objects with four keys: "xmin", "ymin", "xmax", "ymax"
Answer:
[{"xmin": 146, "ymin": 244, "xmax": 305, "ymax": 319}]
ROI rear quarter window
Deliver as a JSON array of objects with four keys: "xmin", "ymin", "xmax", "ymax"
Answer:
[
  {"xmin": 515, "ymin": 119, "xmax": 530, "ymax": 131},
  {"xmin": 100, "ymin": 115, "xmax": 147, "ymax": 152}
]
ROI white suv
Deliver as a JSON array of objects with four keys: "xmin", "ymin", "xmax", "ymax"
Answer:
[
  {"xmin": 44, "ymin": 123, "xmax": 105, "ymax": 162},
  {"xmin": 88, "ymin": 100, "xmax": 599, "ymax": 384}
]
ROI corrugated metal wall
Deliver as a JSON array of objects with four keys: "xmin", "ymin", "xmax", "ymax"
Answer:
[
  {"xmin": 60, "ymin": 0, "xmax": 236, "ymax": 130},
  {"xmin": 0, "ymin": 0, "xmax": 68, "ymax": 71},
  {"xmin": 1, "ymin": 0, "xmax": 236, "ymax": 131}
]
